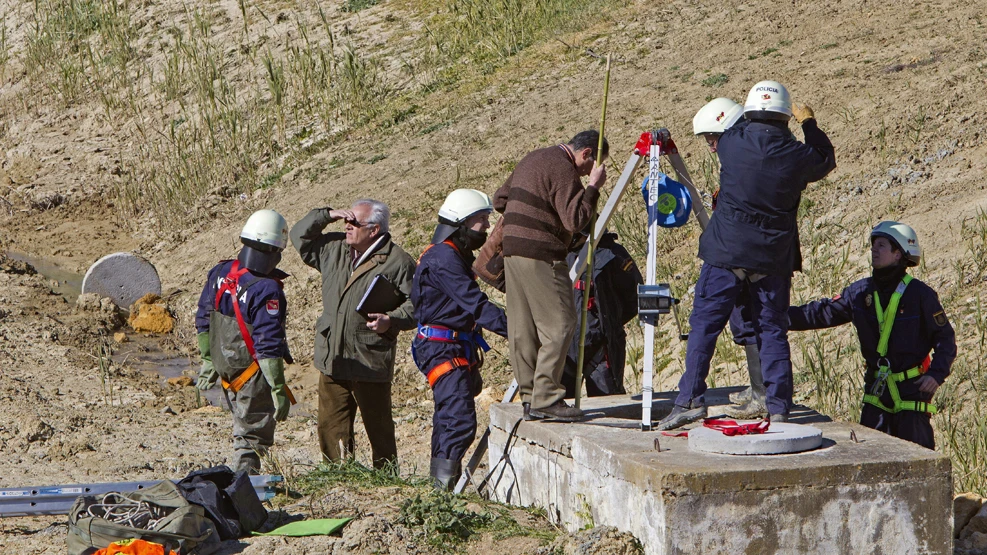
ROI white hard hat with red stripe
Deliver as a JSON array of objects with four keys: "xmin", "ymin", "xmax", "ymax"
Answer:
[{"xmin": 693, "ymin": 98, "xmax": 744, "ymax": 135}]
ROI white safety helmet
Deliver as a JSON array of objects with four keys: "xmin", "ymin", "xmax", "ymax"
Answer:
[
  {"xmin": 438, "ymin": 189, "xmax": 493, "ymax": 224},
  {"xmin": 871, "ymin": 221, "xmax": 921, "ymax": 267},
  {"xmin": 693, "ymin": 98, "xmax": 744, "ymax": 135},
  {"xmin": 241, "ymin": 209, "xmax": 289, "ymax": 252},
  {"xmin": 744, "ymin": 80, "xmax": 792, "ymax": 121}
]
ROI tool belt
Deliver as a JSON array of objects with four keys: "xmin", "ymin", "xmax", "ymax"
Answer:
[{"xmin": 416, "ymin": 324, "xmax": 490, "ymax": 387}]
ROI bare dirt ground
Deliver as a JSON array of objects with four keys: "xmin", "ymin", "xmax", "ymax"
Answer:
[{"xmin": 1, "ymin": 0, "xmax": 987, "ymax": 552}]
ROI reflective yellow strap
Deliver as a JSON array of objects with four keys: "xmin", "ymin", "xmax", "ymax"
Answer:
[{"xmin": 873, "ymin": 274, "xmax": 912, "ymax": 357}]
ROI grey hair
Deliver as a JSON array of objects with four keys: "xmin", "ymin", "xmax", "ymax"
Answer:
[{"xmin": 353, "ymin": 198, "xmax": 390, "ymax": 233}]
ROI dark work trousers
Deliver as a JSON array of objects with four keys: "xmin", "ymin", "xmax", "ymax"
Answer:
[
  {"xmin": 676, "ymin": 264, "xmax": 793, "ymax": 415},
  {"xmin": 317, "ymin": 374, "xmax": 397, "ymax": 469},
  {"xmin": 860, "ymin": 404, "xmax": 935, "ymax": 450},
  {"xmin": 430, "ymin": 367, "xmax": 479, "ymax": 461},
  {"xmin": 727, "ymin": 280, "xmax": 758, "ymax": 346}
]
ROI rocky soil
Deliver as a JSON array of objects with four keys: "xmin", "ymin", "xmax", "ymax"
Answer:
[{"xmin": 1, "ymin": 0, "xmax": 987, "ymax": 553}]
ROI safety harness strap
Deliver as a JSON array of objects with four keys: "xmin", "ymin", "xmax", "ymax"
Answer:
[
  {"xmin": 863, "ymin": 274, "xmax": 936, "ymax": 414},
  {"xmin": 426, "ymin": 357, "xmax": 471, "ymax": 388},
  {"xmin": 216, "ymin": 261, "xmax": 295, "ymax": 404}
]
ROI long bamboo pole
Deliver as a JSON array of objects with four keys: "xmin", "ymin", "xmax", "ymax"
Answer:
[{"xmin": 574, "ymin": 54, "xmax": 611, "ymax": 410}]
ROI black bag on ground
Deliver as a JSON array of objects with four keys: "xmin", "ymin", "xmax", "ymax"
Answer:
[
  {"xmin": 176, "ymin": 466, "xmax": 267, "ymax": 540},
  {"xmin": 67, "ymin": 480, "xmax": 220, "ymax": 555}
]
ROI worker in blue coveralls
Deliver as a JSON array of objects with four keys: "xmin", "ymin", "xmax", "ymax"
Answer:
[
  {"xmin": 692, "ymin": 98, "xmax": 765, "ymax": 418},
  {"xmin": 196, "ymin": 209, "xmax": 294, "ymax": 474},
  {"xmin": 658, "ymin": 80, "xmax": 836, "ymax": 430},
  {"xmin": 412, "ymin": 189, "xmax": 509, "ymax": 491},
  {"xmin": 789, "ymin": 222, "xmax": 955, "ymax": 449}
]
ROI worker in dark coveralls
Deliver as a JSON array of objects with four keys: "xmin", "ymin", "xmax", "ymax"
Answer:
[
  {"xmin": 494, "ymin": 130, "xmax": 608, "ymax": 422},
  {"xmin": 789, "ymin": 222, "xmax": 955, "ymax": 449},
  {"xmin": 658, "ymin": 80, "xmax": 836, "ymax": 430},
  {"xmin": 692, "ymin": 97, "xmax": 765, "ymax": 418},
  {"xmin": 290, "ymin": 199, "xmax": 416, "ymax": 470},
  {"xmin": 196, "ymin": 209, "xmax": 293, "ymax": 474},
  {"xmin": 562, "ymin": 231, "xmax": 643, "ymax": 397},
  {"xmin": 412, "ymin": 189, "xmax": 508, "ymax": 490}
]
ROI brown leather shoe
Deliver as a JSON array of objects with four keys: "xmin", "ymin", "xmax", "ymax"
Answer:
[
  {"xmin": 522, "ymin": 402, "xmax": 544, "ymax": 421},
  {"xmin": 529, "ymin": 400, "xmax": 584, "ymax": 422}
]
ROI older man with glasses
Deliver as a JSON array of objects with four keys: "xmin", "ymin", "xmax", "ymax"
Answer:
[{"xmin": 291, "ymin": 199, "xmax": 416, "ymax": 470}]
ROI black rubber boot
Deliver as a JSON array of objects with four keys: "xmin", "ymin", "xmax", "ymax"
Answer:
[
  {"xmin": 235, "ymin": 452, "xmax": 261, "ymax": 476},
  {"xmin": 656, "ymin": 402, "xmax": 707, "ymax": 431},
  {"xmin": 430, "ymin": 458, "xmax": 461, "ymax": 492}
]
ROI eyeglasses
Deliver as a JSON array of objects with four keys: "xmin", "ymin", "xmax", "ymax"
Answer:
[{"xmin": 345, "ymin": 218, "xmax": 376, "ymax": 229}]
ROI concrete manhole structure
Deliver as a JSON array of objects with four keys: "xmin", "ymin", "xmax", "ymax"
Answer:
[
  {"xmin": 82, "ymin": 252, "xmax": 162, "ymax": 310},
  {"xmin": 688, "ymin": 422, "xmax": 823, "ymax": 455}
]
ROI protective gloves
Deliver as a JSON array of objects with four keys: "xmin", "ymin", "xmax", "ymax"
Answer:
[
  {"xmin": 196, "ymin": 332, "xmax": 218, "ymax": 391},
  {"xmin": 791, "ymin": 102, "xmax": 815, "ymax": 124},
  {"xmin": 259, "ymin": 357, "xmax": 290, "ymax": 422}
]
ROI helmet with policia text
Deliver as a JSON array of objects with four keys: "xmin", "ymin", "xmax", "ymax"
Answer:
[
  {"xmin": 693, "ymin": 98, "xmax": 744, "ymax": 135},
  {"xmin": 871, "ymin": 221, "xmax": 921, "ymax": 267},
  {"xmin": 744, "ymin": 80, "xmax": 792, "ymax": 121},
  {"xmin": 432, "ymin": 188, "xmax": 494, "ymax": 244},
  {"xmin": 641, "ymin": 173, "xmax": 692, "ymax": 228},
  {"xmin": 239, "ymin": 209, "xmax": 288, "ymax": 275}
]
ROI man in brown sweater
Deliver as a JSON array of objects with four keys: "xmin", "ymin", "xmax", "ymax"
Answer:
[{"xmin": 493, "ymin": 130, "xmax": 609, "ymax": 421}]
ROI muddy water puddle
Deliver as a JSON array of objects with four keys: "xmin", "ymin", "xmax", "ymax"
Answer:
[
  {"xmin": 112, "ymin": 334, "xmax": 227, "ymax": 409},
  {"xmin": 6, "ymin": 249, "xmax": 83, "ymax": 303},
  {"xmin": 6, "ymin": 250, "xmax": 227, "ymax": 408}
]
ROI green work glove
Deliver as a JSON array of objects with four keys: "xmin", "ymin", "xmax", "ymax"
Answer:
[
  {"xmin": 792, "ymin": 102, "xmax": 815, "ymax": 124},
  {"xmin": 196, "ymin": 332, "xmax": 217, "ymax": 391},
  {"xmin": 259, "ymin": 358, "xmax": 290, "ymax": 422}
]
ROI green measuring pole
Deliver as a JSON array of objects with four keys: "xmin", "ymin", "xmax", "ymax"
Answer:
[{"xmin": 575, "ymin": 54, "xmax": 611, "ymax": 410}]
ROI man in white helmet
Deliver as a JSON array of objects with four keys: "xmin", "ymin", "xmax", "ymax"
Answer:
[
  {"xmin": 196, "ymin": 209, "xmax": 295, "ymax": 474},
  {"xmin": 692, "ymin": 98, "xmax": 766, "ymax": 418},
  {"xmin": 788, "ymin": 222, "xmax": 955, "ymax": 448},
  {"xmin": 291, "ymin": 199, "xmax": 416, "ymax": 470},
  {"xmin": 412, "ymin": 189, "xmax": 508, "ymax": 490},
  {"xmin": 659, "ymin": 80, "xmax": 836, "ymax": 430}
]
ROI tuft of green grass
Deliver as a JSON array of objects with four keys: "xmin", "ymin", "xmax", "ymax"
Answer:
[
  {"xmin": 701, "ymin": 73, "xmax": 728, "ymax": 87},
  {"xmin": 341, "ymin": 0, "xmax": 380, "ymax": 12},
  {"xmin": 296, "ymin": 459, "xmax": 412, "ymax": 493}
]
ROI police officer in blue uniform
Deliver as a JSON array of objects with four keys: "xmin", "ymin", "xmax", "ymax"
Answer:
[
  {"xmin": 789, "ymin": 222, "xmax": 955, "ymax": 449},
  {"xmin": 562, "ymin": 230, "xmax": 643, "ymax": 397},
  {"xmin": 412, "ymin": 189, "xmax": 508, "ymax": 490},
  {"xmin": 692, "ymin": 98, "xmax": 765, "ymax": 417},
  {"xmin": 658, "ymin": 80, "xmax": 836, "ymax": 430},
  {"xmin": 196, "ymin": 210, "xmax": 294, "ymax": 473}
]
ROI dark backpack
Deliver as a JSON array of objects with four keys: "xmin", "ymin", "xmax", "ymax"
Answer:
[
  {"xmin": 176, "ymin": 466, "xmax": 267, "ymax": 540},
  {"xmin": 67, "ymin": 480, "xmax": 220, "ymax": 555}
]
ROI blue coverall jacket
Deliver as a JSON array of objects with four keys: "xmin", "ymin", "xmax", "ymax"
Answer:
[
  {"xmin": 788, "ymin": 275, "xmax": 955, "ymax": 399},
  {"xmin": 700, "ymin": 118, "xmax": 836, "ymax": 276},
  {"xmin": 412, "ymin": 240, "xmax": 508, "ymax": 460}
]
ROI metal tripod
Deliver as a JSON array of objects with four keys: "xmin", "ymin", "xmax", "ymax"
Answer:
[{"xmin": 454, "ymin": 129, "xmax": 759, "ymax": 491}]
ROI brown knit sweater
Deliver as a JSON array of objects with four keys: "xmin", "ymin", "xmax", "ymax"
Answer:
[{"xmin": 493, "ymin": 145, "xmax": 600, "ymax": 262}]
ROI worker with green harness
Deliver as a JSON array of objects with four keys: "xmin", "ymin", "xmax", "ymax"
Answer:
[{"xmin": 787, "ymin": 221, "xmax": 955, "ymax": 448}]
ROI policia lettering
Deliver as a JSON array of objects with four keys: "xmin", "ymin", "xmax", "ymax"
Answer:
[{"xmin": 863, "ymin": 274, "xmax": 935, "ymax": 415}]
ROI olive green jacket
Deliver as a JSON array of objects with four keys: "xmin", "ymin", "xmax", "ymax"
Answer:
[{"xmin": 290, "ymin": 208, "xmax": 416, "ymax": 382}]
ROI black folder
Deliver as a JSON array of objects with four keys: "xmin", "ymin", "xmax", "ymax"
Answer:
[{"xmin": 356, "ymin": 274, "xmax": 406, "ymax": 318}]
